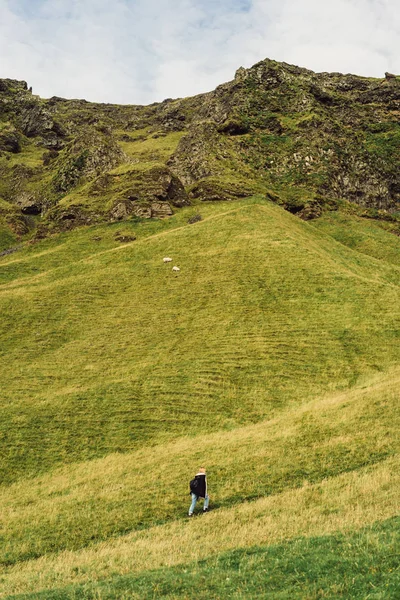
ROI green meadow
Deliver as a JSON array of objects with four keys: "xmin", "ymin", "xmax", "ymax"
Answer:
[
  {"xmin": 1, "ymin": 198, "xmax": 399, "ymax": 597},
  {"xmin": 9, "ymin": 517, "xmax": 400, "ymax": 599}
]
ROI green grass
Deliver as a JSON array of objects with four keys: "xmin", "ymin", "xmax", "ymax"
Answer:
[
  {"xmin": 0, "ymin": 370, "xmax": 398, "ymax": 567},
  {"xmin": 364, "ymin": 124, "xmax": 400, "ymax": 162},
  {"xmin": 1, "ymin": 197, "xmax": 399, "ymax": 597},
  {"xmin": 0, "ymin": 223, "xmax": 17, "ymax": 252},
  {"xmin": 0, "ymin": 142, "xmax": 44, "ymax": 170},
  {"xmin": 8, "ymin": 516, "xmax": 399, "ymax": 600},
  {"xmin": 311, "ymin": 211, "xmax": 400, "ymax": 266},
  {"xmin": 0, "ymin": 200, "xmax": 19, "ymax": 251},
  {"xmin": 117, "ymin": 130, "xmax": 185, "ymax": 162},
  {"xmin": 1, "ymin": 199, "xmax": 400, "ymax": 485}
]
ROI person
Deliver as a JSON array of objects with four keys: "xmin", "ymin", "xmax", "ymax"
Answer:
[{"xmin": 188, "ymin": 467, "xmax": 209, "ymax": 516}]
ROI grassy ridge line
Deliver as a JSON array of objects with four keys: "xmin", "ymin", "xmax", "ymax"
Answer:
[
  {"xmin": 0, "ymin": 202, "xmax": 250, "ymax": 290},
  {"xmin": 1, "ymin": 455, "xmax": 398, "ymax": 597},
  {"xmin": 0, "ymin": 370, "xmax": 399, "ymax": 568},
  {"xmin": 0, "ymin": 201, "xmax": 400, "ymax": 485},
  {"xmin": 85, "ymin": 205, "xmax": 255, "ymax": 259},
  {"xmin": 0, "ymin": 199, "xmax": 266, "ymax": 287},
  {"xmin": 1, "ymin": 198, "xmax": 399, "ymax": 289},
  {"xmin": 312, "ymin": 212, "xmax": 400, "ymax": 267},
  {"xmin": 8, "ymin": 517, "xmax": 400, "ymax": 599}
]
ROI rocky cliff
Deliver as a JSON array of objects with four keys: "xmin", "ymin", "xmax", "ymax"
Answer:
[{"xmin": 0, "ymin": 59, "xmax": 399, "ymax": 248}]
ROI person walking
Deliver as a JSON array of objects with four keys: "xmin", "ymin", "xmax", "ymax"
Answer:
[{"xmin": 188, "ymin": 467, "xmax": 209, "ymax": 516}]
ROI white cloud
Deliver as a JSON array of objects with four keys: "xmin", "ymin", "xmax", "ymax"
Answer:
[{"xmin": 0, "ymin": 0, "xmax": 398, "ymax": 104}]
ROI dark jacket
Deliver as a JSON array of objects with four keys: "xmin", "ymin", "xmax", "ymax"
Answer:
[{"xmin": 191, "ymin": 473, "xmax": 207, "ymax": 498}]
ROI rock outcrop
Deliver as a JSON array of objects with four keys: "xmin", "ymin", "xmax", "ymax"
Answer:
[
  {"xmin": 0, "ymin": 58, "xmax": 399, "ymax": 244},
  {"xmin": 109, "ymin": 166, "xmax": 189, "ymax": 222}
]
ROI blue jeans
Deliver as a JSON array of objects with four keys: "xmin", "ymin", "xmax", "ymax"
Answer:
[{"xmin": 189, "ymin": 492, "xmax": 209, "ymax": 515}]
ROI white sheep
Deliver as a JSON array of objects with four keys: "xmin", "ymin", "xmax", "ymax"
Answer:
[
  {"xmin": 163, "ymin": 257, "xmax": 173, "ymax": 263},
  {"xmin": 172, "ymin": 266, "xmax": 180, "ymax": 272}
]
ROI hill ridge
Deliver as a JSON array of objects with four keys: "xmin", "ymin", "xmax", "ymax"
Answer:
[{"xmin": 1, "ymin": 56, "xmax": 399, "ymax": 251}]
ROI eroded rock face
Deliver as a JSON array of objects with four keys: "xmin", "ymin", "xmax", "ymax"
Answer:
[
  {"xmin": 138, "ymin": 166, "xmax": 189, "ymax": 208},
  {"xmin": 52, "ymin": 130, "xmax": 126, "ymax": 194},
  {"xmin": 330, "ymin": 165, "xmax": 392, "ymax": 210},
  {"xmin": 19, "ymin": 102, "xmax": 56, "ymax": 138},
  {"xmin": 189, "ymin": 179, "xmax": 256, "ymax": 202},
  {"xmin": 168, "ymin": 123, "xmax": 227, "ymax": 186},
  {"xmin": 0, "ymin": 79, "xmax": 28, "ymax": 94},
  {"xmin": 150, "ymin": 202, "xmax": 173, "ymax": 218},
  {"xmin": 110, "ymin": 166, "xmax": 188, "ymax": 221},
  {"xmin": 1, "ymin": 61, "xmax": 400, "ymax": 242}
]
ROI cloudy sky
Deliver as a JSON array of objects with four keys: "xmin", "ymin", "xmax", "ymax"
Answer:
[{"xmin": 0, "ymin": 0, "xmax": 399, "ymax": 104}]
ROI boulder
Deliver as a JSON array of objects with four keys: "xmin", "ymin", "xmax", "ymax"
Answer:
[
  {"xmin": 151, "ymin": 202, "xmax": 173, "ymax": 218},
  {"xmin": 114, "ymin": 231, "xmax": 136, "ymax": 243},
  {"xmin": 189, "ymin": 179, "xmax": 255, "ymax": 202},
  {"xmin": 111, "ymin": 201, "xmax": 152, "ymax": 221},
  {"xmin": 187, "ymin": 213, "xmax": 202, "ymax": 224},
  {"xmin": 0, "ymin": 132, "xmax": 21, "ymax": 153},
  {"xmin": 14, "ymin": 192, "xmax": 42, "ymax": 215},
  {"xmin": 111, "ymin": 202, "xmax": 130, "ymax": 221},
  {"xmin": 132, "ymin": 206, "xmax": 152, "ymax": 218}
]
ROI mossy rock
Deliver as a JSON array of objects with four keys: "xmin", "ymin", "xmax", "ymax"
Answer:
[
  {"xmin": 14, "ymin": 191, "xmax": 42, "ymax": 215},
  {"xmin": 51, "ymin": 130, "xmax": 126, "ymax": 194},
  {"xmin": 217, "ymin": 118, "xmax": 250, "ymax": 136},
  {"xmin": 0, "ymin": 132, "xmax": 21, "ymax": 153},
  {"xmin": 109, "ymin": 166, "xmax": 188, "ymax": 221}
]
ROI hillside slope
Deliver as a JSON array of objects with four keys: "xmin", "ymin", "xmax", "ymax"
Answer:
[
  {"xmin": 0, "ymin": 367, "xmax": 399, "ymax": 596},
  {"xmin": 10, "ymin": 518, "xmax": 400, "ymax": 600},
  {"xmin": 1, "ymin": 199, "xmax": 399, "ymax": 487},
  {"xmin": 0, "ymin": 200, "xmax": 399, "ymax": 597},
  {"xmin": 1, "ymin": 59, "xmax": 400, "ymax": 599}
]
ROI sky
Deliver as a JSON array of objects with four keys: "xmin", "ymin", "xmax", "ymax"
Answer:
[{"xmin": 0, "ymin": 0, "xmax": 399, "ymax": 104}]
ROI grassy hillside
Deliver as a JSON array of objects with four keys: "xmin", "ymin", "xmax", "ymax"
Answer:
[
  {"xmin": 1, "ymin": 199, "xmax": 400, "ymax": 485},
  {"xmin": 311, "ymin": 211, "xmax": 400, "ymax": 266},
  {"xmin": 9, "ymin": 517, "xmax": 400, "ymax": 599},
  {"xmin": 0, "ymin": 372, "xmax": 398, "ymax": 596},
  {"xmin": 0, "ymin": 367, "xmax": 399, "ymax": 567},
  {"xmin": 1, "ymin": 197, "xmax": 399, "ymax": 597}
]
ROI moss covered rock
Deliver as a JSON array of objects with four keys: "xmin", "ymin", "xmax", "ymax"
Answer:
[{"xmin": 1, "ymin": 59, "xmax": 400, "ymax": 243}]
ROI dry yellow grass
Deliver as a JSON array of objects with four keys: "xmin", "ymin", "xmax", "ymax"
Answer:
[
  {"xmin": 0, "ymin": 368, "xmax": 398, "ymax": 593},
  {"xmin": 1, "ymin": 454, "xmax": 398, "ymax": 597}
]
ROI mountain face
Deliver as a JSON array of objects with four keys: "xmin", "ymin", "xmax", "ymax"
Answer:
[{"xmin": 0, "ymin": 58, "xmax": 399, "ymax": 248}]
